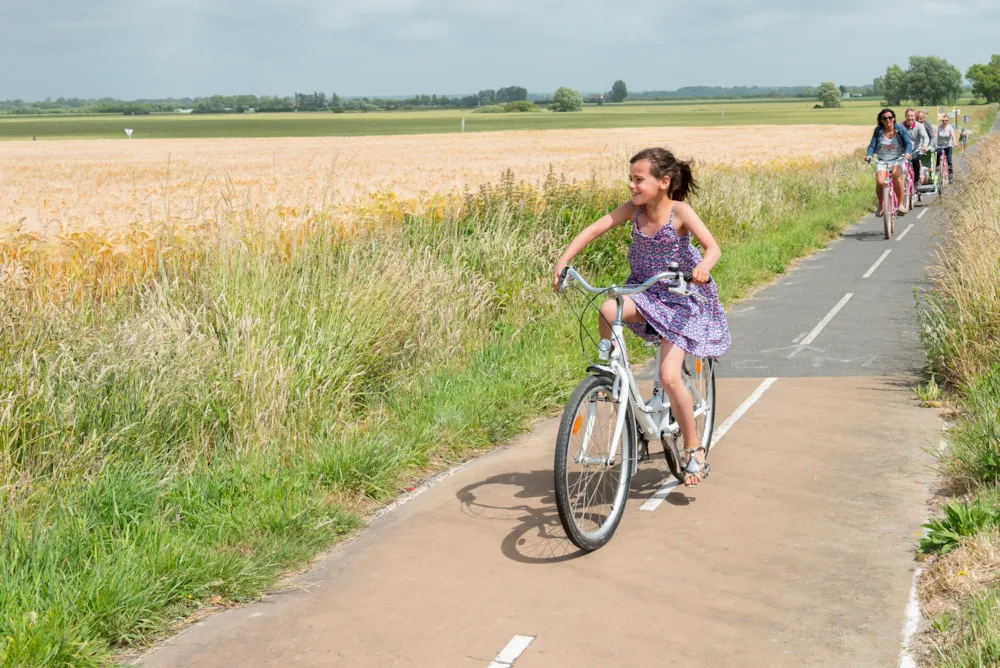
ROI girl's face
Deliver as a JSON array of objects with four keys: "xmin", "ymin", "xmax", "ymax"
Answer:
[{"xmin": 628, "ymin": 159, "xmax": 669, "ymax": 205}]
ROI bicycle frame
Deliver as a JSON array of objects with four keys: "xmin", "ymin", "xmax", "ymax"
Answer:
[
  {"xmin": 581, "ymin": 302, "xmax": 709, "ymax": 477},
  {"xmin": 559, "ymin": 265, "xmax": 710, "ymax": 476}
]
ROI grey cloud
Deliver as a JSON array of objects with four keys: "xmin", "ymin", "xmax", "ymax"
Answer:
[{"xmin": 0, "ymin": 0, "xmax": 997, "ymax": 100}]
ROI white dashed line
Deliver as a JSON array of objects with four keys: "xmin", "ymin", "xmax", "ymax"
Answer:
[
  {"xmin": 917, "ymin": 208, "xmax": 929, "ymax": 220},
  {"xmin": 488, "ymin": 635, "xmax": 535, "ymax": 668},
  {"xmin": 640, "ymin": 377, "xmax": 778, "ymax": 511},
  {"xmin": 895, "ymin": 224, "xmax": 914, "ymax": 241},
  {"xmin": 799, "ymin": 293, "xmax": 853, "ymax": 346},
  {"xmin": 863, "ymin": 250, "xmax": 893, "ymax": 278}
]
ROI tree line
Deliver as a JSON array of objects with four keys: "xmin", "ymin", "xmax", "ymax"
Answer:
[
  {"xmin": 966, "ymin": 54, "xmax": 1000, "ymax": 104},
  {"xmin": 0, "ymin": 87, "xmax": 532, "ymax": 115},
  {"xmin": 873, "ymin": 56, "xmax": 964, "ymax": 106}
]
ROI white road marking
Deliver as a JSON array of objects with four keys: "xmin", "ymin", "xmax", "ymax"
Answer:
[
  {"xmin": 489, "ymin": 635, "xmax": 535, "ymax": 668},
  {"xmin": 895, "ymin": 224, "xmax": 914, "ymax": 241},
  {"xmin": 791, "ymin": 332, "xmax": 807, "ymax": 344},
  {"xmin": 863, "ymin": 250, "xmax": 893, "ymax": 278},
  {"xmin": 640, "ymin": 377, "xmax": 778, "ymax": 511},
  {"xmin": 898, "ymin": 566, "xmax": 925, "ymax": 668},
  {"xmin": 799, "ymin": 293, "xmax": 853, "ymax": 346},
  {"xmin": 917, "ymin": 208, "xmax": 929, "ymax": 220},
  {"xmin": 899, "ymin": 429, "xmax": 950, "ymax": 668}
]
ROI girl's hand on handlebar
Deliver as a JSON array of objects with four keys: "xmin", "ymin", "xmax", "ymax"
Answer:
[
  {"xmin": 553, "ymin": 260, "xmax": 568, "ymax": 291},
  {"xmin": 905, "ymin": 153, "xmax": 912, "ymax": 161},
  {"xmin": 865, "ymin": 155, "xmax": 873, "ymax": 164},
  {"xmin": 692, "ymin": 263, "xmax": 710, "ymax": 285}
]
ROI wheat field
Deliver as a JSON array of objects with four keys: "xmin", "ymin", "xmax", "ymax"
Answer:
[{"xmin": 2, "ymin": 125, "xmax": 871, "ymax": 248}]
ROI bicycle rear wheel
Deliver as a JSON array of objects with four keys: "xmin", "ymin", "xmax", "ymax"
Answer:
[
  {"xmin": 663, "ymin": 355, "xmax": 717, "ymax": 482},
  {"xmin": 554, "ymin": 374, "xmax": 634, "ymax": 552}
]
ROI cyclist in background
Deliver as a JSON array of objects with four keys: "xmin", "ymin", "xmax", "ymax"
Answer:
[
  {"xmin": 903, "ymin": 108, "xmax": 930, "ymax": 185},
  {"xmin": 935, "ymin": 115, "xmax": 956, "ymax": 183},
  {"xmin": 866, "ymin": 108, "xmax": 913, "ymax": 217},
  {"xmin": 916, "ymin": 109, "xmax": 936, "ymax": 144},
  {"xmin": 959, "ymin": 127, "xmax": 969, "ymax": 152}
]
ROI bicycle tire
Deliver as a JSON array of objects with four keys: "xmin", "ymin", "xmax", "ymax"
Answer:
[
  {"xmin": 554, "ymin": 374, "xmax": 634, "ymax": 552},
  {"xmin": 939, "ymin": 156, "xmax": 947, "ymax": 196},
  {"xmin": 883, "ymin": 185, "xmax": 892, "ymax": 240},
  {"xmin": 663, "ymin": 356, "xmax": 717, "ymax": 483}
]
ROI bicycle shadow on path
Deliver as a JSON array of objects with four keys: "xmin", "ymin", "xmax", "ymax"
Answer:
[{"xmin": 454, "ymin": 453, "xmax": 693, "ymax": 565}]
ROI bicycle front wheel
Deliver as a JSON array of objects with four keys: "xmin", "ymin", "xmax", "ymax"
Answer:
[
  {"xmin": 883, "ymin": 186, "xmax": 892, "ymax": 240},
  {"xmin": 554, "ymin": 375, "xmax": 634, "ymax": 552}
]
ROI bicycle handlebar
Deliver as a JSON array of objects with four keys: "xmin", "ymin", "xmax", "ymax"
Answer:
[{"xmin": 558, "ymin": 265, "xmax": 705, "ymax": 299}]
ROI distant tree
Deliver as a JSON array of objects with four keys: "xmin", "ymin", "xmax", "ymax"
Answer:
[
  {"xmin": 477, "ymin": 89, "xmax": 496, "ymax": 106},
  {"xmin": 873, "ymin": 76, "xmax": 885, "ymax": 96},
  {"xmin": 838, "ymin": 84, "xmax": 847, "ymax": 96},
  {"xmin": 905, "ymin": 56, "xmax": 962, "ymax": 105},
  {"xmin": 609, "ymin": 80, "xmax": 628, "ymax": 103},
  {"xmin": 817, "ymin": 81, "xmax": 842, "ymax": 108},
  {"xmin": 496, "ymin": 86, "xmax": 528, "ymax": 103},
  {"xmin": 882, "ymin": 65, "xmax": 907, "ymax": 105},
  {"xmin": 552, "ymin": 86, "xmax": 583, "ymax": 112},
  {"xmin": 966, "ymin": 55, "xmax": 1000, "ymax": 103},
  {"xmin": 330, "ymin": 92, "xmax": 342, "ymax": 109}
]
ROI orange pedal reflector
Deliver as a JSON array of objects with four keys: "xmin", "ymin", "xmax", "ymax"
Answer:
[
  {"xmin": 572, "ymin": 416, "xmax": 582, "ymax": 435},
  {"xmin": 695, "ymin": 359, "xmax": 702, "ymax": 374}
]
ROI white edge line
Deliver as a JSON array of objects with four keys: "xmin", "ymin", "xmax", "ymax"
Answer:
[
  {"xmin": 640, "ymin": 377, "xmax": 778, "ymax": 511},
  {"xmin": 899, "ymin": 427, "xmax": 952, "ymax": 667},
  {"xmin": 800, "ymin": 293, "xmax": 853, "ymax": 346},
  {"xmin": 895, "ymin": 223, "xmax": 914, "ymax": 241},
  {"xmin": 917, "ymin": 207, "xmax": 929, "ymax": 220},
  {"xmin": 863, "ymin": 249, "xmax": 893, "ymax": 279},
  {"xmin": 898, "ymin": 567, "xmax": 925, "ymax": 668},
  {"xmin": 489, "ymin": 635, "xmax": 535, "ymax": 667}
]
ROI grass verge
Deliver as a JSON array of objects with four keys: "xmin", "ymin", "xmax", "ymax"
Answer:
[
  {"xmin": 917, "ymin": 126, "xmax": 1000, "ymax": 665},
  {"xmin": 0, "ymin": 156, "xmax": 870, "ymax": 666}
]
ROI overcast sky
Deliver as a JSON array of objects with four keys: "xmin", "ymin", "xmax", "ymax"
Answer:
[{"xmin": 1, "ymin": 0, "xmax": 998, "ymax": 101}]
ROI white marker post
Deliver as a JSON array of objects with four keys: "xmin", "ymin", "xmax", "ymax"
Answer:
[
  {"xmin": 461, "ymin": 117, "xmax": 465, "ymax": 133},
  {"xmin": 125, "ymin": 128, "xmax": 133, "ymax": 139}
]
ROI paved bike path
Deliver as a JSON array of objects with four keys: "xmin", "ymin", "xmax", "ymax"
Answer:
[{"xmin": 137, "ymin": 133, "xmax": 995, "ymax": 667}]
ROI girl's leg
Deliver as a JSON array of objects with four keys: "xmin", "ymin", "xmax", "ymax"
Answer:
[
  {"xmin": 659, "ymin": 340, "xmax": 704, "ymax": 486},
  {"xmin": 891, "ymin": 164, "xmax": 905, "ymax": 211},
  {"xmin": 598, "ymin": 296, "xmax": 645, "ymax": 340},
  {"xmin": 875, "ymin": 169, "xmax": 887, "ymax": 212}
]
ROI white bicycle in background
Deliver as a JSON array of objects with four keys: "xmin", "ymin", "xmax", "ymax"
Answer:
[{"xmin": 554, "ymin": 265, "xmax": 717, "ymax": 552}]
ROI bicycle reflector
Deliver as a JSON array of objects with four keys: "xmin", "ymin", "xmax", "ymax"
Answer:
[
  {"xmin": 695, "ymin": 359, "xmax": 702, "ymax": 374},
  {"xmin": 572, "ymin": 415, "xmax": 582, "ymax": 435}
]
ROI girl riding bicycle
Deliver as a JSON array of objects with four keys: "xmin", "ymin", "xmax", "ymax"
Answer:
[
  {"xmin": 865, "ymin": 108, "xmax": 913, "ymax": 217},
  {"xmin": 552, "ymin": 148, "xmax": 731, "ymax": 487}
]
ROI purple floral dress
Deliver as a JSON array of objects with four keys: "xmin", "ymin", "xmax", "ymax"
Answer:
[{"xmin": 625, "ymin": 205, "xmax": 731, "ymax": 358}]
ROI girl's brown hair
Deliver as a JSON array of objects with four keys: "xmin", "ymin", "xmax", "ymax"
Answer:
[{"xmin": 629, "ymin": 147, "xmax": 697, "ymax": 201}]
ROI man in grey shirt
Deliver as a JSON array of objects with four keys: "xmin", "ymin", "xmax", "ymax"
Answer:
[
  {"xmin": 916, "ymin": 109, "xmax": 936, "ymax": 142},
  {"xmin": 905, "ymin": 108, "xmax": 931, "ymax": 184}
]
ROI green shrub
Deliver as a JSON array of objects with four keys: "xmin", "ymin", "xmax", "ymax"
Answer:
[
  {"xmin": 472, "ymin": 104, "xmax": 504, "ymax": 114},
  {"xmin": 503, "ymin": 101, "xmax": 538, "ymax": 113}
]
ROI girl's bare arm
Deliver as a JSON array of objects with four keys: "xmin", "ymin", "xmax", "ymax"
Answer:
[
  {"xmin": 674, "ymin": 202, "xmax": 721, "ymax": 284},
  {"xmin": 553, "ymin": 201, "xmax": 638, "ymax": 288}
]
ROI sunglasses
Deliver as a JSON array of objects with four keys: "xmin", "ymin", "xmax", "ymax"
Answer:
[{"xmin": 881, "ymin": 115, "xmax": 894, "ymax": 121}]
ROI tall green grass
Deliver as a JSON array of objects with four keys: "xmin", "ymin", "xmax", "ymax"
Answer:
[
  {"xmin": 918, "ymin": 129, "xmax": 1000, "ymax": 665},
  {"xmin": 0, "ymin": 157, "xmax": 870, "ymax": 665}
]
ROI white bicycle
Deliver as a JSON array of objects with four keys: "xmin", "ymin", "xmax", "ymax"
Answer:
[{"xmin": 554, "ymin": 265, "xmax": 717, "ymax": 551}]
